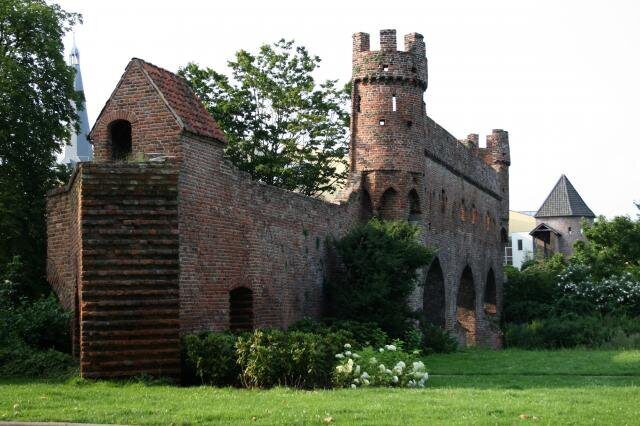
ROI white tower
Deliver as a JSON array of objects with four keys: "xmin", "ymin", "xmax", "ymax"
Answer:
[{"xmin": 62, "ymin": 42, "xmax": 93, "ymax": 164}]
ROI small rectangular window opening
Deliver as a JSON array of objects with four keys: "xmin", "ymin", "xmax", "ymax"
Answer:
[
  {"xmin": 568, "ymin": 226, "xmax": 573, "ymax": 235},
  {"xmin": 383, "ymin": 65, "xmax": 389, "ymax": 72},
  {"xmin": 392, "ymin": 95, "xmax": 397, "ymax": 111},
  {"xmin": 379, "ymin": 119, "xmax": 385, "ymax": 126},
  {"xmin": 517, "ymin": 239, "xmax": 523, "ymax": 251}
]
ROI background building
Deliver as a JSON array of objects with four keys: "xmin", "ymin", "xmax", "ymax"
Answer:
[
  {"xmin": 530, "ymin": 175, "xmax": 595, "ymax": 257},
  {"xmin": 505, "ymin": 211, "xmax": 535, "ymax": 269}
]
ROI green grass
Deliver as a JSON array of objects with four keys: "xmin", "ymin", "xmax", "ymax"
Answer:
[{"xmin": 1, "ymin": 349, "xmax": 640, "ymax": 425}]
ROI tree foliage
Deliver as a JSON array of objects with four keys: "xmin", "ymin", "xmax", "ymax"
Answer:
[
  {"xmin": 178, "ymin": 39, "xmax": 349, "ymax": 197},
  {"xmin": 572, "ymin": 214, "xmax": 640, "ymax": 280},
  {"xmin": 326, "ymin": 219, "xmax": 433, "ymax": 338},
  {"xmin": 0, "ymin": 0, "xmax": 81, "ymax": 292}
]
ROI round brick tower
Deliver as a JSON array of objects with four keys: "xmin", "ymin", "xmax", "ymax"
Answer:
[{"xmin": 351, "ymin": 29, "xmax": 428, "ymax": 221}]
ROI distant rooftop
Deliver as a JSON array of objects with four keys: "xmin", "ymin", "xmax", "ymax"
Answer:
[{"xmin": 535, "ymin": 175, "xmax": 595, "ymax": 218}]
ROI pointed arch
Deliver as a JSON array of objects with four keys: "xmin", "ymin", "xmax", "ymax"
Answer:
[
  {"xmin": 423, "ymin": 258, "xmax": 445, "ymax": 327},
  {"xmin": 360, "ymin": 190, "xmax": 374, "ymax": 222},
  {"xmin": 379, "ymin": 187, "xmax": 399, "ymax": 220},
  {"xmin": 500, "ymin": 227, "xmax": 508, "ymax": 243},
  {"xmin": 484, "ymin": 268, "xmax": 497, "ymax": 316},
  {"xmin": 408, "ymin": 189, "xmax": 421, "ymax": 222},
  {"xmin": 456, "ymin": 266, "xmax": 476, "ymax": 345},
  {"xmin": 229, "ymin": 287, "xmax": 253, "ymax": 331}
]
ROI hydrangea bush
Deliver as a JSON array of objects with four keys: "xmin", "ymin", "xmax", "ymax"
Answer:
[
  {"xmin": 558, "ymin": 265, "xmax": 640, "ymax": 317},
  {"xmin": 333, "ymin": 343, "xmax": 429, "ymax": 389}
]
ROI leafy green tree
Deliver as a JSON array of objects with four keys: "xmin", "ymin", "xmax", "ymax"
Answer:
[
  {"xmin": 179, "ymin": 40, "xmax": 349, "ymax": 197},
  {"xmin": 326, "ymin": 219, "xmax": 433, "ymax": 338},
  {"xmin": 0, "ymin": 0, "xmax": 82, "ymax": 294},
  {"xmin": 572, "ymin": 215, "xmax": 640, "ymax": 280}
]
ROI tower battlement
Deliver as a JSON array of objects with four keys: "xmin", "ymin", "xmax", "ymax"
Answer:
[{"xmin": 352, "ymin": 29, "xmax": 427, "ymax": 89}]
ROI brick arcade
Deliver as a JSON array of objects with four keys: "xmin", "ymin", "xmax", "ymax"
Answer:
[{"xmin": 46, "ymin": 29, "xmax": 510, "ymax": 379}]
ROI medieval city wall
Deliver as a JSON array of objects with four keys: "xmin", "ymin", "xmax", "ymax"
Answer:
[{"xmin": 178, "ymin": 134, "xmax": 358, "ymax": 334}]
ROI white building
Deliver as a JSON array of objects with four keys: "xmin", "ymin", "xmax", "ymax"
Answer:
[{"xmin": 504, "ymin": 211, "xmax": 535, "ymax": 269}]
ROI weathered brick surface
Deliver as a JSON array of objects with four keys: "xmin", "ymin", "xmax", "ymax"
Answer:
[
  {"xmin": 46, "ymin": 28, "xmax": 509, "ymax": 378},
  {"xmin": 351, "ymin": 30, "xmax": 509, "ymax": 347}
]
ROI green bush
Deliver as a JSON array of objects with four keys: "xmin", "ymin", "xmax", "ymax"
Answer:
[
  {"xmin": 504, "ymin": 315, "xmax": 640, "ymax": 349},
  {"xmin": 182, "ymin": 332, "xmax": 240, "ymax": 386},
  {"xmin": 420, "ymin": 322, "xmax": 457, "ymax": 354},
  {"xmin": 502, "ymin": 254, "xmax": 565, "ymax": 324},
  {"xmin": 0, "ymin": 343, "xmax": 74, "ymax": 378},
  {"xmin": 235, "ymin": 329, "xmax": 348, "ymax": 389},
  {"xmin": 326, "ymin": 219, "xmax": 433, "ymax": 338},
  {"xmin": 289, "ymin": 318, "xmax": 388, "ymax": 349}
]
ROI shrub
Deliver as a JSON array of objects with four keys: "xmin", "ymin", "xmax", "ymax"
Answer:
[
  {"xmin": 502, "ymin": 254, "xmax": 565, "ymax": 324},
  {"xmin": 557, "ymin": 266, "xmax": 640, "ymax": 317},
  {"xmin": 326, "ymin": 219, "xmax": 433, "ymax": 338},
  {"xmin": 182, "ymin": 332, "xmax": 240, "ymax": 386},
  {"xmin": 420, "ymin": 322, "xmax": 457, "ymax": 354},
  {"xmin": 235, "ymin": 329, "xmax": 348, "ymax": 389},
  {"xmin": 289, "ymin": 318, "xmax": 389, "ymax": 349},
  {"xmin": 333, "ymin": 343, "xmax": 429, "ymax": 389},
  {"xmin": 504, "ymin": 314, "xmax": 640, "ymax": 349},
  {"xmin": 0, "ymin": 343, "xmax": 74, "ymax": 378}
]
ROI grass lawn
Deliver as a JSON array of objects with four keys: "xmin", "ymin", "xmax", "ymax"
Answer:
[{"xmin": 1, "ymin": 349, "xmax": 639, "ymax": 425}]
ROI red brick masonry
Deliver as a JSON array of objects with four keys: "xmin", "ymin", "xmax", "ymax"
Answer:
[{"xmin": 47, "ymin": 29, "xmax": 509, "ymax": 378}]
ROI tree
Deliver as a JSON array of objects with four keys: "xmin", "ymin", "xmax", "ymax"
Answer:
[
  {"xmin": 0, "ymin": 0, "xmax": 82, "ymax": 295},
  {"xmin": 326, "ymin": 219, "xmax": 433, "ymax": 338},
  {"xmin": 179, "ymin": 40, "xmax": 349, "ymax": 197},
  {"xmin": 572, "ymin": 215, "xmax": 640, "ymax": 280}
]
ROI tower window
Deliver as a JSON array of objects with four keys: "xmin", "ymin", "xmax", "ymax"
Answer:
[
  {"xmin": 108, "ymin": 120, "xmax": 132, "ymax": 161},
  {"xmin": 568, "ymin": 226, "xmax": 573, "ymax": 235},
  {"xmin": 382, "ymin": 64, "xmax": 389, "ymax": 72},
  {"xmin": 379, "ymin": 119, "xmax": 386, "ymax": 126},
  {"xmin": 392, "ymin": 95, "xmax": 397, "ymax": 112}
]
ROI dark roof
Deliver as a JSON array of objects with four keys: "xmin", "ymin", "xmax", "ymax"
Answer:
[
  {"xmin": 137, "ymin": 59, "xmax": 226, "ymax": 143},
  {"xmin": 535, "ymin": 175, "xmax": 595, "ymax": 218},
  {"xmin": 530, "ymin": 222, "xmax": 561, "ymax": 236}
]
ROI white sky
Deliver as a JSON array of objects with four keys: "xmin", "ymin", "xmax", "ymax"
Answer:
[{"xmin": 57, "ymin": 0, "xmax": 640, "ymax": 218}]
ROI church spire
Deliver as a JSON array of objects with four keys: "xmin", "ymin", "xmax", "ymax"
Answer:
[{"xmin": 62, "ymin": 36, "xmax": 93, "ymax": 164}]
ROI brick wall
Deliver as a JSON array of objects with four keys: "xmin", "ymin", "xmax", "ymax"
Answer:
[
  {"xmin": 178, "ymin": 134, "xmax": 358, "ymax": 333},
  {"xmin": 89, "ymin": 61, "xmax": 182, "ymax": 162}
]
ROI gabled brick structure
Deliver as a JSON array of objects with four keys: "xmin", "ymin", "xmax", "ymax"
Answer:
[{"xmin": 47, "ymin": 29, "xmax": 510, "ymax": 378}]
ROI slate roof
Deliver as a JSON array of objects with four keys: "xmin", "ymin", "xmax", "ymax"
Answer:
[
  {"xmin": 535, "ymin": 175, "xmax": 595, "ymax": 218},
  {"xmin": 137, "ymin": 59, "xmax": 227, "ymax": 143}
]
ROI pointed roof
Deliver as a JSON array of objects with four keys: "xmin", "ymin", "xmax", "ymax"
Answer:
[
  {"xmin": 90, "ymin": 58, "xmax": 226, "ymax": 144},
  {"xmin": 535, "ymin": 175, "xmax": 595, "ymax": 218},
  {"xmin": 529, "ymin": 222, "xmax": 561, "ymax": 236}
]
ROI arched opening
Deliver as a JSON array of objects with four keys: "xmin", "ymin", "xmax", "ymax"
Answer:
[
  {"xmin": 471, "ymin": 204, "xmax": 478, "ymax": 224},
  {"xmin": 379, "ymin": 187, "xmax": 399, "ymax": 220},
  {"xmin": 108, "ymin": 119, "xmax": 132, "ymax": 161},
  {"xmin": 440, "ymin": 189, "xmax": 446, "ymax": 214},
  {"xmin": 484, "ymin": 268, "xmax": 497, "ymax": 316},
  {"xmin": 229, "ymin": 287, "xmax": 253, "ymax": 332},
  {"xmin": 500, "ymin": 227, "xmax": 508, "ymax": 244},
  {"xmin": 460, "ymin": 200, "xmax": 467, "ymax": 222},
  {"xmin": 456, "ymin": 266, "xmax": 476, "ymax": 345},
  {"xmin": 408, "ymin": 189, "xmax": 421, "ymax": 222},
  {"xmin": 360, "ymin": 190, "xmax": 374, "ymax": 222},
  {"xmin": 423, "ymin": 258, "xmax": 445, "ymax": 327}
]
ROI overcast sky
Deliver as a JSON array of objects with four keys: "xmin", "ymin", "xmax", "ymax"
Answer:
[{"xmin": 56, "ymin": 0, "xmax": 639, "ymax": 218}]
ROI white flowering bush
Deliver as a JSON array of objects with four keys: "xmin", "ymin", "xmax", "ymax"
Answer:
[
  {"xmin": 558, "ymin": 265, "xmax": 640, "ymax": 316},
  {"xmin": 333, "ymin": 343, "xmax": 428, "ymax": 389}
]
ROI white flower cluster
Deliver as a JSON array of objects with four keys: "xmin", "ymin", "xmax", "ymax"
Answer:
[
  {"xmin": 334, "ymin": 343, "xmax": 428, "ymax": 389},
  {"xmin": 558, "ymin": 265, "xmax": 640, "ymax": 313}
]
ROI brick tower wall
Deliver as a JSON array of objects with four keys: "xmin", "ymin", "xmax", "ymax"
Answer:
[
  {"xmin": 350, "ymin": 30, "xmax": 509, "ymax": 348},
  {"xmin": 48, "ymin": 163, "xmax": 181, "ymax": 379},
  {"xmin": 178, "ymin": 134, "xmax": 358, "ymax": 333}
]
